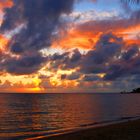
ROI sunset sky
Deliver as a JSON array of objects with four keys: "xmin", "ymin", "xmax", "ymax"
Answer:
[{"xmin": 0, "ymin": 0, "xmax": 140, "ymax": 93}]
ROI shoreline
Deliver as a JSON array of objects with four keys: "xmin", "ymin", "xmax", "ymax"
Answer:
[{"xmin": 27, "ymin": 116, "xmax": 140, "ymax": 140}]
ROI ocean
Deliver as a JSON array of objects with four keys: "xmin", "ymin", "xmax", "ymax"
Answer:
[{"xmin": 0, "ymin": 93, "xmax": 140, "ymax": 139}]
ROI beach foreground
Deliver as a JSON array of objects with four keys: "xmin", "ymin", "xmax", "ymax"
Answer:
[{"xmin": 34, "ymin": 119, "xmax": 140, "ymax": 140}]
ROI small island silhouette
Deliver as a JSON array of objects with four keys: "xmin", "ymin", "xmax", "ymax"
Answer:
[{"xmin": 121, "ymin": 87, "xmax": 140, "ymax": 94}]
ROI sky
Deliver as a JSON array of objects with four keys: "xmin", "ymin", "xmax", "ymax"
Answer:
[{"xmin": 0, "ymin": 0, "xmax": 140, "ymax": 93}]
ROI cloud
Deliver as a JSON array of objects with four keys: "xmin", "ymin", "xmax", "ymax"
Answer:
[
  {"xmin": 0, "ymin": 79, "xmax": 41, "ymax": 92},
  {"xmin": 0, "ymin": 0, "xmax": 13, "ymax": 13},
  {"xmin": 61, "ymin": 72, "xmax": 81, "ymax": 80},
  {"xmin": 52, "ymin": 7, "xmax": 140, "ymax": 51},
  {"xmin": 49, "ymin": 32, "xmax": 140, "ymax": 85},
  {"xmin": 3, "ymin": 53, "xmax": 47, "ymax": 75},
  {"xmin": 49, "ymin": 32, "xmax": 123, "ymax": 71},
  {"xmin": 121, "ymin": 45, "xmax": 139, "ymax": 61},
  {"xmin": 0, "ymin": 0, "xmax": 139, "ymax": 92},
  {"xmin": 64, "ymin": 10, "xmax": 118, "ymax": 24},
  {"xmin": 75, "ymin": 15, "xmax": 139, "ymax": 35},
  {"xmin": 104, "ymin": 45, "xmax": 140, "ymax": 80},
  {"xmin": 82, "ymin": 74, "xmax": 100, "ymax": 81},
  {"xmin": 79, "ymin": 33, "xmax": 123, "ymax": 74},
  {"xmin": 4, "ymin": 0, "xmax": 74, "ymax": 52},
  {"xmin": 0, "ymin": 0, "xmax": 76, "ymax": 75}
]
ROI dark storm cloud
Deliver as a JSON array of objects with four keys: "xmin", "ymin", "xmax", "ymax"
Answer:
[
  {"xmin": 49, "ymin": 32, "xmax": 140, "ymax": 83},
  {"xmin": 104, "ymin": 64, "xmax": 127, "ymax": 80},
  {"xmin": 49, "ymin": 32, "xmax": 123, "ymax": 73},
  {"xmin": 1, "ymin": 0, "xmax": 75, "ymax": 53},
  {"xmin": 104, "ymin": 46, "xmax": 140, "ymax": 80},
  {"xmin": 61, "ymin": 72, "xmax": 81, "ymax": 80},
  {"xmin": 82, "ymin": 74, "xmax": 100, "ymax": 81},
  {"xmin": 79, "ymin": 33, "xmax": 123, "ymax": 74},
  {"xmin": 0, "ymin": 0, "xmax": 76, "ymax": 74},
  {"xmin": 49, "ymin": 49, "xmax": 81, "ymax": 70},
  {"xmin": 121, "ymin": 45, "xmax": 139, "ymax": 61},
  {"xmin": 3, "ymin": 53, "xmax": 47, "ymax": 75},
  {"xmin": 0, "ymin": 0, "xmax": 140, "ymax": 81}
]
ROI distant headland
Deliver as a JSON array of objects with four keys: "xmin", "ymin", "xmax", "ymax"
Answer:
[
  {"xmin": 121, "ymin": 87, "xmax": 140, "ymax": 94},
  {"xmin": 131, "ymin": 88, "xmax": 140, "ymax": 93}
]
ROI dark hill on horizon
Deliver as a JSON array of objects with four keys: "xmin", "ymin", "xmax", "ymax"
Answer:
[
  {"xmin": 131, "ymin": 87, "xmax": 140, "ymax": 93},
  {"xmin": 121, "ymin": 87, "xmax": 140, "ymax": 94}
]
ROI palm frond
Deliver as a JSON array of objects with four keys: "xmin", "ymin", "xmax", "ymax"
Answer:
[{"xmin": 123, "ymin": 0, "xmax": 140, "ymax": 3}]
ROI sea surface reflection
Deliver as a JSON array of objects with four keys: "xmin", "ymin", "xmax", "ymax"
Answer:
[{"xmin": 0, "ymin": 93, "xmax": 140, "ymax": 139}]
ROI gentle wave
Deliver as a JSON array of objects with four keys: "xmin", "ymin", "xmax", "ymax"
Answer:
[{"xmin": 26, "ymin": 116, "xmax": 140, "ymax": 140}]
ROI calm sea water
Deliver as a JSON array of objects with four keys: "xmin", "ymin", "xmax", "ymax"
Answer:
[{"xmin": 0, "ymin": 93, "xmax": 140, "ymax": 139}]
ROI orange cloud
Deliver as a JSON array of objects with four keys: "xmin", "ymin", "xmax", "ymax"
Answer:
[
  {"xmin": 0, "ymin": 0, "xmax": 13, "ymax": 26},
  {"xmin": 121, "ymin": 24, "xmax": 140, "ymax": 38},
  {"xmin": 0, "ymin": 34, "xmax": 9, "ymax": 51},
  {"xmin": 0, "ymin": 73, "xmax": 43, "ymax": 93},
  {"xmin": 0, "ymin": 0, "xmax": 13, "ymax": 9},
  {"xmin": 0, "ymin": 80, "xmax": 43, "ymax": 93},
  {"xmin": 52, "ymin": 29, "xmax": 101, "ymax": 51},
  {"xmin": 51, "ymin": 18, "xmax": 140, "ymax": 51}
]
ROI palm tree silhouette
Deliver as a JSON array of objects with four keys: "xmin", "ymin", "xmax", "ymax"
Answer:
[{"xmin": 124, "ymin": 0, "xmax": 140, "ymax": 3}]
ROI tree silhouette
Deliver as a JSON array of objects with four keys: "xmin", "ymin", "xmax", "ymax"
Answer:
[
  {"xmin": 123, "ymin": 0, "xmax": 140, "ymax": 3},
  {"xmin": 131, "ymin": 87, "xmax": 140, "ymax": 93}
]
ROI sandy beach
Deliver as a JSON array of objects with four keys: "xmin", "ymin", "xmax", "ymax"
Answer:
[{"xmin": 32, "ymin": 119, "xmax": 140, "ymax": 140}]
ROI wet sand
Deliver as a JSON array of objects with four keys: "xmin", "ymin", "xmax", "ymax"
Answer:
[{"xmin": 34, "ymin": 119, "xmax": 140, "ymax": 140}]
